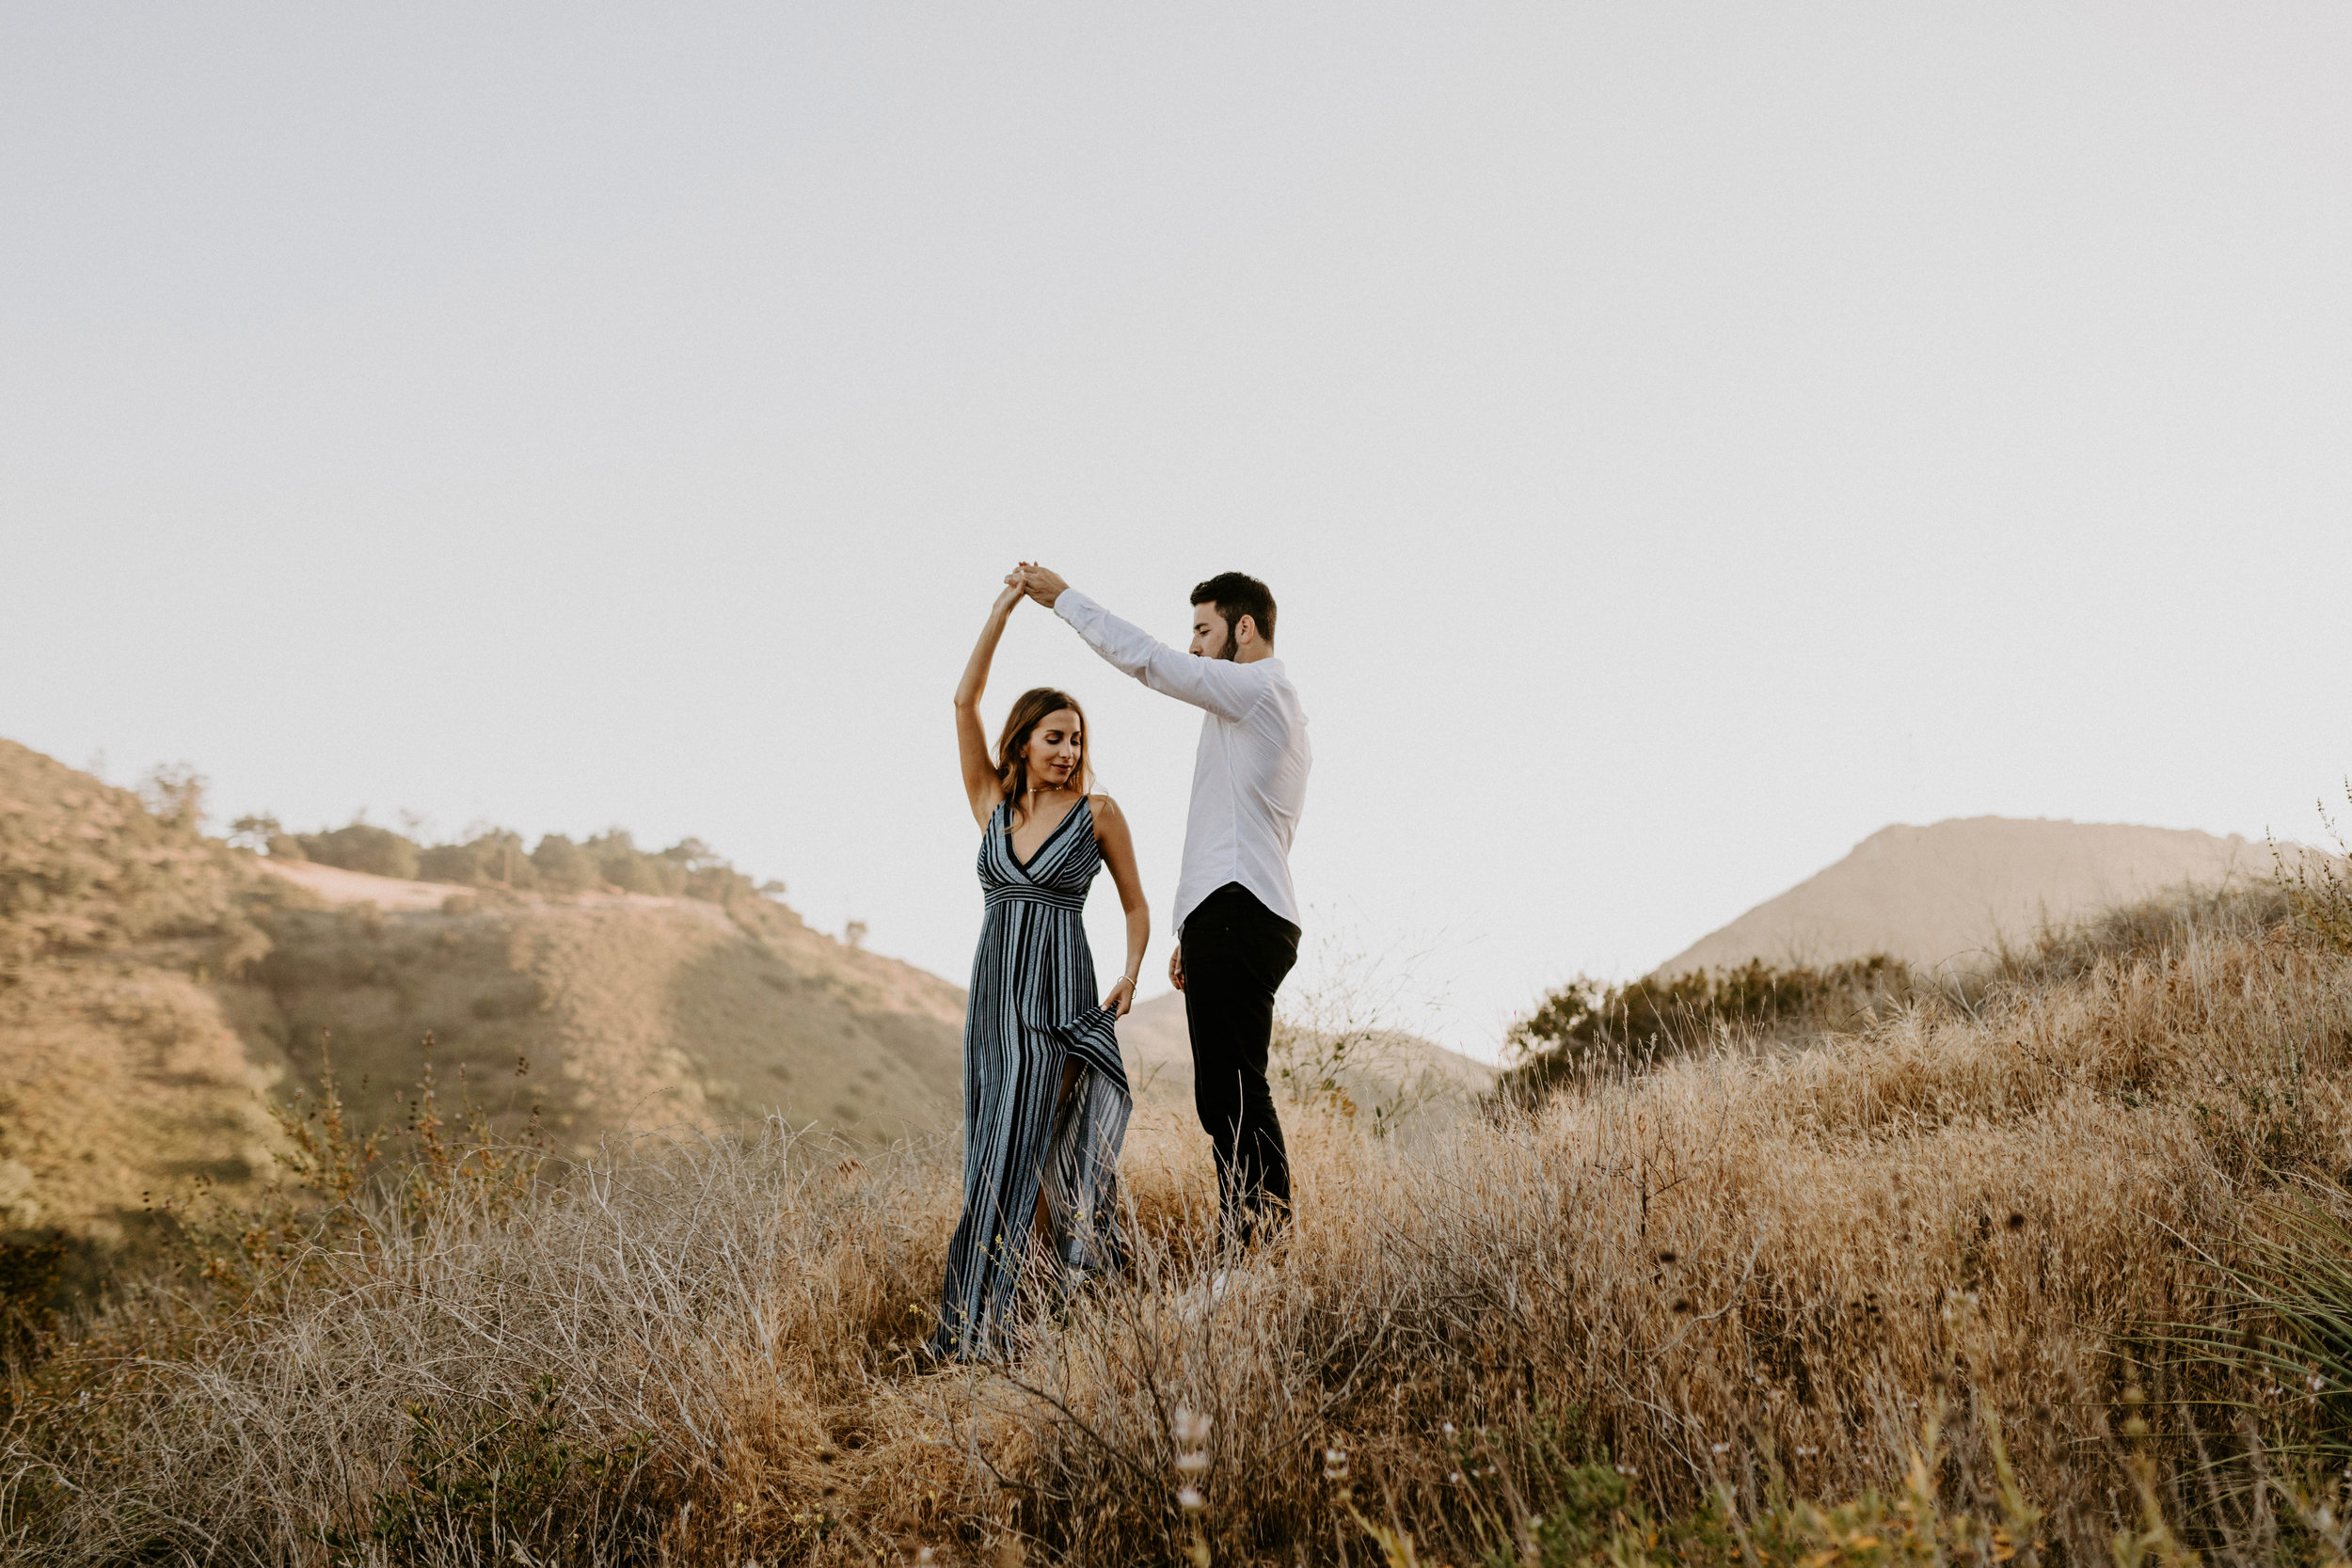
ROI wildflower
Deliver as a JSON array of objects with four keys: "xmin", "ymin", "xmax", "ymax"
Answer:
[
  {"xmin": 1172, "ymin": 1406, "xmax": 1212, "ymax": 1478},
  {"xmin": 1615, "ymin": 1464, "xmax": 1638, "ymax": 1478},
  {"xmin": 1711, "ymin": 1443, "xmax": 1729, "ymax": 1455},
  {"xmin": 2313, "ymin": 1374, "xmax": 2329, "ymax": 1392},
  {"xmin": 1177, "ymin": 1485, "xmax": 1205, "ymax": 1513},
  {"xmin": 1449, "ymin": 1471, "xmax": 1464, "ymax": 1483},
  {"xmin": 1323, "ymin": 1448, "xmax": 1350, "ymax": 1481}
]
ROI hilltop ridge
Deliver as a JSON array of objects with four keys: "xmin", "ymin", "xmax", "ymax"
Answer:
[{"xmin": 1659, "ymin": 815, "xmax": 2279, "ymax": 976}]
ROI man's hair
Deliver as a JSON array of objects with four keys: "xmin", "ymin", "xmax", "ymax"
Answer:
[{"xmin": 1190, "ymin": 571, "xmax": 1277, "ymax": 647}]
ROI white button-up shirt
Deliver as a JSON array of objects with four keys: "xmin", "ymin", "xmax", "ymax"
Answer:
[{"xmin": 1055, "ymin": 589, "xmax": 1311, "ymax": 937}]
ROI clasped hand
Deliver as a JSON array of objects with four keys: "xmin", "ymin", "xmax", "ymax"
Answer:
[{"xmin": 1005, "ymin": 562, "xmax": 1068, "ymax": 609}]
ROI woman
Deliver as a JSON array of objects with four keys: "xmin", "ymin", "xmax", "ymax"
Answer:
[{"xmin": 930, "ymin": 577, "xmax": 1150, "ymax": 1360}]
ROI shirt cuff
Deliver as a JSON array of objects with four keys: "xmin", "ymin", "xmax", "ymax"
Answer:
[{"xmin": 1053, "ymin": 587, "xmax": 1096, "ymax": 622}]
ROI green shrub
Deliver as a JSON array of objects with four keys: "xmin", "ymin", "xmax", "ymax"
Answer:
[
  {"xmin": 135, "ymin": 764, "xmax": 207, "ymax": 832},
  {"xmin": 529, "ymin": 832, "xmax": 597, "ymax": 892},
  {"xmin": 295, "ymin": 823, "xmax": 421, "ymax": 880},
  {"xmin": 2277, "ymin": 782, "xmax": 2352, "ymax": 956},
  {"xmin": 582, "ymin": 829, "xmax": 682, "ymax": 895},
  {"xmin": 415, "ymin": 829, "xmax": 537, "ymax": 890},
  {"xmin": 2186, "ymin": 1190, "xmax": 2352, "ymax": 1472},
  {"xmin": 1499, "ymin": 954, "xmax": 1912, "ymax": 1098},
  {"xmin": 263, "ymin": 813, "xmax": 777, "ymax": 906}
]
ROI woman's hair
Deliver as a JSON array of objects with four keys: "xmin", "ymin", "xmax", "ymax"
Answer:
[{"xmin": 994, "ymin": 687, "xmax": 1089, "ymax": 823}]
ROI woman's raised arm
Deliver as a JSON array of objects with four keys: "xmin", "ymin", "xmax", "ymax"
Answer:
[{"xmin": 954, "ymin": 579, "xmax": 1025, "ymax": 824}]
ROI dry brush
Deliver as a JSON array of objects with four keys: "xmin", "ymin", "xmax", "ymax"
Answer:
[{"xmin": 10, "ymin": 887, "xmax": 2352, "ymax": 1565}]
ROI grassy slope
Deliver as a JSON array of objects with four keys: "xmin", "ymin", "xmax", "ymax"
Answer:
[
  {"xmin": 0, "ymin": 739, "xmax": 286, "ymax": 1249},
  {"xmin": 0, "ymin": 739, "xmax": 964, "ymax": 1277},
  {"xmin": 254, "ymin": 886, "xmax": 964, "ymax": 1155},
  {"xmin": 14, "ymin": 884, "xmax": 2352, "ymax": 1566}
]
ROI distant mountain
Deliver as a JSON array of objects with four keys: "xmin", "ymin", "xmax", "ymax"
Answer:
[{"xmin": 1659, "ymin": 816, "xmax": 2281, "ymax": 977}]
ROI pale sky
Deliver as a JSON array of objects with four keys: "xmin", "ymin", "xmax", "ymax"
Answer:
[{"xmin": 7, "ymin": 6, "xmax": 2350, "ymax": 1059}]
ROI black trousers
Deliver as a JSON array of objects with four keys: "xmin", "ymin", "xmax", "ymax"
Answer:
[{"xmin": 1181, "ymin": 881, "xmax": 1301, "ymax": 1247}]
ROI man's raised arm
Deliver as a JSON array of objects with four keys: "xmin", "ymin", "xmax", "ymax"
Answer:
[{"xmin": 1014, "ymin": 566, "xmax": 1262, "ymax": 722}]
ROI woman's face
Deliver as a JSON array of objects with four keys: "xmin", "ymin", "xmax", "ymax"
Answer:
[{"xmin": 1024, "ymin": 709, "xmax": 1083, "ymax": 791}]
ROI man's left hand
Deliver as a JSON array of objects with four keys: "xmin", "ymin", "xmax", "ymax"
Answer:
[{"xmin": 1015, "ymin": 562, "xmax": 1069, "ymax": 609}]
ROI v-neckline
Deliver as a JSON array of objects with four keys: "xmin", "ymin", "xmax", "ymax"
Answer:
[{"xmin": 1005, "ymin": 795, "xmax": 1087, "ymax": 871}]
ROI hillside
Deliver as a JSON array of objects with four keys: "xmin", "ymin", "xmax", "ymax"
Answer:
[
  {"xmin": 1117, "ymin": 989, "xmax": 1495, "ymax": 1130},
  {"xmin": 22, "ymin": 877, "xmax": 2352, "ymax": 1564},
  {"xmin": 250, "ymin": 860, "xmax": 964, "ymax": 1155},
  {"xmin": 6, "ymin": 732, "xmax": 1495, "ymax": 1274},
  {"xmin": 0, "ymin": 740, "xmax": 964, "ymax": 1266},
  {"xmin": 1658, "ymin": 815, "xmax": 2279, "ymax": 976},
  {"xmin": 0, "ymin": 740, "xmax": 285, "ymax": 1250}
]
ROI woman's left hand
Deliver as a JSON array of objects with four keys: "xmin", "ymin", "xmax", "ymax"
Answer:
[{"xmin": 1103, "ymin": 975, "xmax": 1136, "ymax": 1018}]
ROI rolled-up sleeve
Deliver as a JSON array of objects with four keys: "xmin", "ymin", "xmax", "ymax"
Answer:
[{"xmin": 1055, "ymin": 590, "xmax": 1263, "ymax": 722}]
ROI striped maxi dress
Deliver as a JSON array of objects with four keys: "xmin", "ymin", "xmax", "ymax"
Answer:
[{"xmin": 930, "ymin": 795, "xmax": 1132, "ymax": 1360}]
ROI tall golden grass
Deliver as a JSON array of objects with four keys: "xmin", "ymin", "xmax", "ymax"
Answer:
[{"xmin": 9, "ymin": 884, "xmax": 2352, "ymax": 1565}]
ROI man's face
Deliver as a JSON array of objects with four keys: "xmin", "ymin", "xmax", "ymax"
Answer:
[{"xmin": 1189, "ymin": 602, "xmax": 1232, "ymax": 660}]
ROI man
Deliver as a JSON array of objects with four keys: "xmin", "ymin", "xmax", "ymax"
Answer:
[{"xmin": 1013, "ymin": 564, "xmax": 1311, "ymax": 1250}]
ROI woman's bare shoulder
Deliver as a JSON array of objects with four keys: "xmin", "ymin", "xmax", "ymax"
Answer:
[{"xmin": 1088, "ymin": 793, "xmax": 1122, "ymax": 823}]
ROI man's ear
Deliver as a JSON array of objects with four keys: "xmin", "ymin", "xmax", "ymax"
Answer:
[{"xmin": 1233, "ymin": 613, "xmax": 1258, "ymax": 646}]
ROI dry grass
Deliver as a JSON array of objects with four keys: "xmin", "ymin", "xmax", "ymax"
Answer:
[{"xmin": 11, "ymin": 886, "xmax": 2352, "ymax": 1565}]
